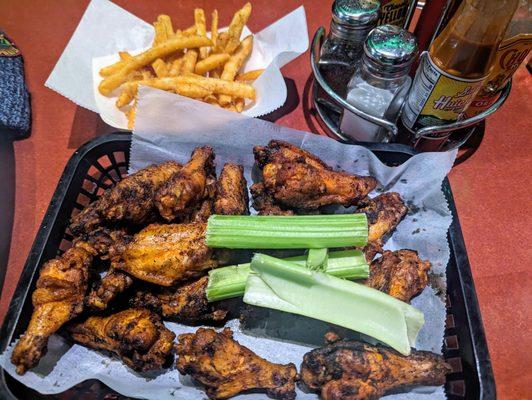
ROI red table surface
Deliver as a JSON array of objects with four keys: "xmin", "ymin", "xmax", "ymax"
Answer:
[{"xmin": 1, "ymin": 0, "xmax": 531, "ymax": 398}]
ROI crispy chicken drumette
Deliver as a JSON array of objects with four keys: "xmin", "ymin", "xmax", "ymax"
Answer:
[
  {"xmin": 366, "ymin": 249, "xmax": 431, "ymax": 303},
  {"xmin": 11, "ymin": 241, "xmax": 95, "ymax": 374},
  {"xmin": 253, "ymin": 140, "xmax": 377, "ymax": 210},
  {"xmin": 68, "ymin": 308, "xmax": 175, "ymax": 372},
  {"xmin": 176, "ymin": 328, "xmax": 298, "ymax": 399},
  {"xmin": 301, "ymin": 338, "xmax": 451, "ymax": 400}
]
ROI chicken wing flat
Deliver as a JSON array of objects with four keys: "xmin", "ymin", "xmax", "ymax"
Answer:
[
  {"xmin": 155, "ymin": 146, "xmax": 215, "ymax": 221},
  {"xmin": 131, "ymin": 276, "xmax": 228, "ymax": 323},
  {"xmin": 114, "ymin": 222, "xmax": 217, "ymax": 286},
  {"xmin": 250, "ymin": 183, "xmax": 295, "ymax": 216},
  {"xmin": 176, "ymin": 328, "xmax": 298, "ymax": 399},
  {"xmin": 301, "ymin": 339, "xmax": 450, "ymax": 400},
  {"xmin": 68, "ymin": 308, "xmax": 175, "ymax": 372},
  {"xmin": 11, "ymin": 242, "xmax": 95, "ymax": 374},
  {"xmin": 214, "ymin": 163, "xmax": 249, "ymax": 215},
  {"xmin": 254, "ymin": 140, "xmax": 377, "ymax": 210},
  {"xmin": 86, "ymin": 269, "xmax": 134, "ymax": 310},
  {"xmin": 366, "ymin": 249, "xmax": 430, "ymax": 303},
  {"xmin": 70, "ymin": 161, "xmax": 181, "ymax": 235}
]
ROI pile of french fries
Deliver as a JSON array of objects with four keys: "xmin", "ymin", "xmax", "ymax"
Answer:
[{"xmin": 97, "ymin": 3, "xmax": 264, "ymax": 129}]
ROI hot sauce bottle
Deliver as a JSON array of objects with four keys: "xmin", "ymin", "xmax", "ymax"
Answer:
[{"xmin": 400, "ymin": 0, "xmax": 519, "ymax": 143}]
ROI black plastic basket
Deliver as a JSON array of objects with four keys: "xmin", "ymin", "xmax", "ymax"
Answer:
[{"xmin": 0, "ymin": 133, "xmax": 495, "ymax": 399}]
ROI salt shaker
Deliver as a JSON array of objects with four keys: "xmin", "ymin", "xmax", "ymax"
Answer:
[
  {"xmin": 340, "ymin": 24, "xmax": 418, "ymax": 142},
  {"xmin": 319, "ymin": 0, "xmax": 380, "ymax": 96}
]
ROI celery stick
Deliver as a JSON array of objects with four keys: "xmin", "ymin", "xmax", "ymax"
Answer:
[
  {"xmin": 306, "ymin": 248, "xmax": 328, "ymax": 271},
  {"xmin": 206, "ymin": 214, "xmax": 368, "ymax": 249},
  {"xmin": 206, "ymin": 250, "xmax": 368, "ymax": 302},
  {"xmin": 243, "ymin": 254, "xmax": 424, "ymax": 356}
]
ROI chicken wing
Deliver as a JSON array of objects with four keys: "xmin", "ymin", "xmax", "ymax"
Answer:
[
  {"xmin": 131, "ymin": 276, "xmax": 228, "ymax": 323},
  {"xmin": 70, "ymin": 161, "xmax": 181, "ymax": 235},
  {"xmin": 155, "ymin": 146, "xmax": 216, "ymax": 221},
  {"xmin": 301, "ymin": 339, "xmax": 451, "ymax": 400},
  {"xmin": 11, "ymin": 242, "xmax": 95, "ymax": 374},
  {"xmin": 176, "ymin": 328, "xmax": 298, "ymax": 399},
  {"xmin": 86, "ymin": 269, "xmax": 134, "ymax": 310},
  {"xmin": 366, "ymin": 249, "xmax": 430, "ymax": 303},
  {"xmin": 113, "ymin": 222, "xmax": 217, "ymax": 286},
  {"xmin": 250, "ymin": 183, "xmax": 295, "ymax": 216},
  {"xmin": 254, "ymin": 140, "xmax": 377, "ymax": 210},
  {"xmin": 68, "ymin": 308, "xmax": 175, "ymax": 372},
  {"xmin": 214, "ymin": 163, "xmax": 249, "ymax": 215}
]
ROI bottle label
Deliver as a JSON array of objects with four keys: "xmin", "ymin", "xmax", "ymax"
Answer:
[
  {"xmin": 402, "ymin": 52, "xmax": 485, "ymax": 131},
  {"xmin": 0, "ymin": 34, "xmax": 20, "ymax": 57},
  {"xmin": 378, "ymin": 0, "xmax": 410, "ymax": 27},
  {"xmin": 465, "ymin": 33, "xmax": 532, "ymax": 118}
]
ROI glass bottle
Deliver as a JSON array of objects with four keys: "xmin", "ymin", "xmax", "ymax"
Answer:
[
  {"xmin": 465, "ymin": 0, "xmax": 532, "ymax": 117},
  {"xmin": 340, "ymin": 24, "xmax": 418, "ymax": 142},
  {"xmin": 319, "ymin": 0, "xmax": 381, "ymax": 97},
  {"xmin": 378, "ymin": 0, "xmax": 418, "ymax": 28},
  {"xmin": 401, "ymin": 0, "xmax": 520, "ymax": 140}
]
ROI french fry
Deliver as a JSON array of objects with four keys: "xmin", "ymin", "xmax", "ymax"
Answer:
[
  {"xmin": 100, "ymin": 59, "xmax": 126, "ymax": 77},
  {"xmin": 152, "ymin": 58, "xmax": 168, "ymax": 77},
  {"xmin": 219, "ymin": 35, "xmax": 253, "ymax": 105},
  {"xmin": 236, "ymin": 68, "xmax": 264, "ymax": 81},
  {"xmin": 234, "ymin": 97, "xmax": 245, "ymax": 112},
  {"xmin": 225, "ymin": 3, "xmax": 252, "ymax": 54},
  {"xmin": 126, "ymin": 99, "xmax": 137, "ymax": 130},
  {"xmin": 169, "ymin": 57, "xmax": 185, "ymax": 76},
  {"xmin": 123, "ymin": 75, "xmax": 255, "ymax": 101},
  {"xmin": 116, "ymin": 88, "xmax": 133, "ymax": 108},
  {"xmin": 215, "ymin": 32, "xmax": 229, "ymax": 53},
  {"xmin": 119, "ymin": 51, "xmax": 134, "ymax": 61},
  {"xmin": 182, "ymin": 50, "xmax": 198, "ymax": 73},
  {"xmin": 98, "ymin": 36, "xmax": 212, "ymax": 95},
  {"xmin": 194, "ymin": 9, "xmax": 209, "ymax": 59},
  {"xmin": 211, "ymin": 10, "xmax": 219, "ymax": 48},
  {"xmin": 153, "ymin": 21, "xmax": 167, "ymax": 46},
  {"xmin": 182, "ymin": 25, "xmax": 198, "ymax": 36},
  {"xmin": 203, "ymin": 94, "xmax": 219, "ymax": 104},
  {"xmin": 158, "ymin": 15, "xmax": 174, "ymax": 39},
  {"xmin": 194, "ymin": 53, "xmax": 230, "ymax": 75},
  {"xmin": 210, "ymin": 67, "xmax": 222, "ymax": 78}
]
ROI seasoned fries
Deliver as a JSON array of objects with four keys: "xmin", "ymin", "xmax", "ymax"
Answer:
[{"xmin": 98, "ymin": 4, "xmax": 257, "ymax": 127}]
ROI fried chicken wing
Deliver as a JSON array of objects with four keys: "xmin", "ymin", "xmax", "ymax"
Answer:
[
  {"xmin": 114, "ymin": 223, "xmax": 217, "ymax": 286},
  {"xmin": 155, "ymin": 146, "xmax": 215, "ymax": 221},
  {"xmin": 70, "ymin": 161, "xmax": 181, "ymax": 235},
  {"xmin": 301, "ymin": 339, "xmax": 451, "ymax": 400},
  {"xmin": 250, "ymin": 183, "xmax": 295, "ymax": 216},
  {"xmin": 214, "ymin": 163, "xmax": 249, "ymax": 215},
  {"xmin": 11, "ymin": 242, "xmax": 95, "ymax": 374},
  {"xmin": 366, "ymin": 249, "xmax": 430, "ymax": 303},
  {"xmin": 254, "ymin": 140, "xmax": 377, "ymax": 210},
  {"xmin": 131, "ymin": 276, "xmax": 228, "ymax": 323},
  {"xmin": 86, "ymin": 269, "xmax": 134, "ymax": 310},
  {"xmin": 176, "ymin": 328, "xmax": 298, "ymax": 399},
  {"xmin": 68, "ymin": 308, "xmax": 175, "ymax": 372}
]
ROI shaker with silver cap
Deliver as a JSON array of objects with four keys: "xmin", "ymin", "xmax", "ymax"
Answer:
[
  {"xmin": 319, "ymin": 0, "xmax": 381, "ymax": 96},
  {"xmin": 339, "ymin": 24, "xmax": 418, "ymax": 142}
]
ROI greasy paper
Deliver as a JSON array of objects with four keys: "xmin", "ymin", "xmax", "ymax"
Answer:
[
  {"xmin": 46, "ymin": 0, "xmax": 309, "ymax": 129},
  {"xmin": 0, "ymin": 87, "xmax": 456, "ymax": 399}
]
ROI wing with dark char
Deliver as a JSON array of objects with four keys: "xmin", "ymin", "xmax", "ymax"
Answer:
[
  {"xmin": 214, "ymin": 163, "xmax": 249, "ymax": 215},
  {"xmin": 176, "ymin": 327, "xmax": 298, "ymax": 399},
  {"xmin": 254, "ymin": 140, "xmax": 377, "ymax": 210},
  {"xmin": 114, "ymin": 222, "xmax": 217, "ymax": 286},
  {"xmin": 366, "ymin": 249, "xmax": 430, "ymax": 303},
  {"xmin": 131, "ymin": 276, "xmax": 228, "ymax": 323},
  {"xmin": 86, "ymin": 269, "xmax": 134, "ymax": 310},
  {"xmin": 301, "ymin": 339, "xmax": 451, "ymax": 400},
  {"xmin": 11, "ymin": 242, "xmax": 94, "ymax": 374},
  {"xmin": 155, "ymin": 146, "xmax": 216, "ymax": 221},
  {"xmin": 250, "ymin": 183, "xmax": 295, "ymax": 216},
  {"xmin": 68, "ymin": 308, "xmax": 175, "ymax": 372},
  {"xmin": 69, "ymin": 161, "xmax": 181, "ymax": 235}
]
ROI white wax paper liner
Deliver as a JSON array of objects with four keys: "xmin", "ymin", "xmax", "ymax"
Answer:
[
  {"xmin": 0, "ymin": 87, "xmax": 457, "ymax": 399},
  {"xmin": 46, "ymin": 0, "xmax": 309, "ymax": 129}
]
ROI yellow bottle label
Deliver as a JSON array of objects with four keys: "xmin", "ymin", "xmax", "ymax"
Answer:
[
  {"xmin": 465, "ymin": 33, "xmax": 532, "ymax": 118},
  {"xmin": 402, "ymin": 53, "xmax": 485, "ymax": 131},
  {"xmin": 378, "ymin": 0, "xmax": 410, "ymax": 26}
]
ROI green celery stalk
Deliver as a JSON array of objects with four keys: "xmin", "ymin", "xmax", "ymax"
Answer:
[
  {"xmin": 206, "ymin": 250, "xmax": 368, "ymax": 302},
  {"xmin": 243, "ymin": 254, "xmax": 424, "ymax": 356},
  {"xmin": 306, "ymin": 249, "xmax": 328, "ymax": 271},
  {"xmin": 205, "ymin": 214, "xmax": 368, "ymax": 249}
]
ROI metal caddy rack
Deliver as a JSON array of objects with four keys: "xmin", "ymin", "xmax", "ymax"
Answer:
[{"xmin": 310, "ymin": 27, "xmax": 513, "ymax": 152}]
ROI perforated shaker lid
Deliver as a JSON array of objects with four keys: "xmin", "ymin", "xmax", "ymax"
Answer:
[
  {"xmin": 332, "ymin": 0, "xmax": 381, "ymax": 28},
  {"xmin": 364, "ymin": 24, "xmax": 418, "ymax": 71}
]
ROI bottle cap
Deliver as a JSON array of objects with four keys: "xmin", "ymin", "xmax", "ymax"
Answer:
[
  {"xmin": 364, "ymin": 24, "xmax": 418, "ymax": 71},
  {"xmin": 332, "ymin": 0, "xmax": 381, "ymax": 28}
]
